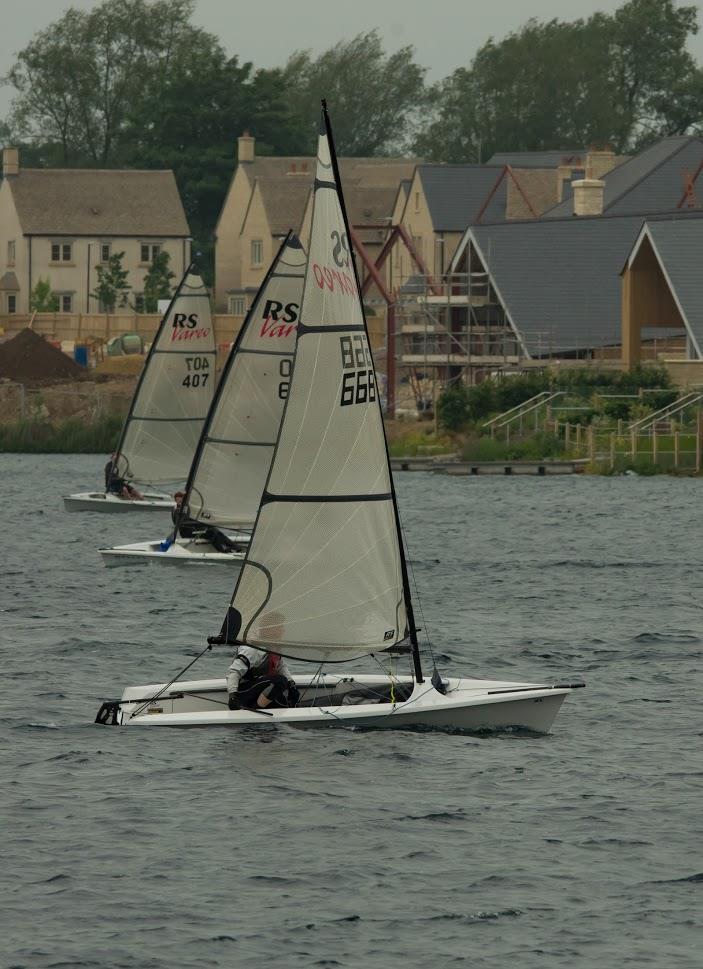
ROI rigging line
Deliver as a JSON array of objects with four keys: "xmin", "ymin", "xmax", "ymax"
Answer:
[
  {"xmin": 129, "ymin": 641, "xmax": 213, "ymax": 720},
  {"xmin": 397, "ymin": 510, "xmax": 439, "ymax": 674}
]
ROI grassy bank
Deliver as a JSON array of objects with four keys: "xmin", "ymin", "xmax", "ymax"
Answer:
[{"xmin": 0, "ymin": 415, "xmax": 122, "ymax": 453}]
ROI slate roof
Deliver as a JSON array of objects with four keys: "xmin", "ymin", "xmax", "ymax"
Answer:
[
  {"xmin": 487, "ymin": 149, "xmax": 589, "ymax": 168},
  {"xmin": 641, "ymin": 218, "xmax": 703, "ymax": 355},
  {"xmin": 254, "ymin": 177, "xmax": 311, "ymax": 237},
  {"xmin": 7, "ymin": 169, "xmax": 190, "ymax": 236},
  {"xmin": 417, "ymin": 164, "xmax": 506, "ymax": 231},
  {"xmin": 544, "ymin": 136, "xmax": 703, "ymax": 219},
  {"xmin": 241, "ymin": 155, "xmax": 417, "ymax": 187},
  {"xmin": 451, "ymin": 210, "xmax": 703, "ymax": 356}
]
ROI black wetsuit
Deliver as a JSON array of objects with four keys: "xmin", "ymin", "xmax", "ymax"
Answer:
[
  {"xmin": 171, "ymin": 506, "xmax": 240, "ymax": 553},
  {"xmin": 104, "ymin": 460, "xmax": 125, "ymax": 495}
]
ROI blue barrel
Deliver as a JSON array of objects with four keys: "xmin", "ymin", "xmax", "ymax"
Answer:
[{"xmin": 74, "ymin": 345, "xmax": 89, "ymax": 367}]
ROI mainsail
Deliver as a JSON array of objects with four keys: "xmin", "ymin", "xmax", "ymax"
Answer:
[
  {"xmin": 225, "ymin": 105, "xmax": 410, "ymax": 663},
  {"xmin": 180, "ymin": 233, "xmax": 305, "ymax": 529},
  {"xmin": 114, "ymin": 269, "xmax": 216, "ymax": 485}
]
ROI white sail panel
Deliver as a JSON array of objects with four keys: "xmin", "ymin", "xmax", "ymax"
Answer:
[
  {"xmin": 230, "ymin": 120, "xmax": 408, "ymax": 661},
  {"xmin": 119, "ymin": 273, "xmax": 215, "ymax": 485},
  {"xmin": 184, "ymin": 236, "xmax": 305, "ymax": 527}
]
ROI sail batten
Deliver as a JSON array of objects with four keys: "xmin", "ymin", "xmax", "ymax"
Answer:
[
  {"xmin": 115, "ymin": 268, "xmax": 215, "ymax": 486},
  {"xmin": 180, "ymin": 233, "xmax": 305, "ymax": 530},
  {"xmin": 226, "ymin": 105, "xmax": 409, "ymax": 663}
]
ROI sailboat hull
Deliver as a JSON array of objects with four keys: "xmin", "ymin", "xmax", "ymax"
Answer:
[
  {"xmin": 97, "ymin": 674, "xmax": 581, "ymax": 733},
  {"xmin": 99, "ymin": 535, "xmax": 249, "ymax": 567},
  {"xmin": 64, "ymin": 492, "xmax": 174, "ymax": 512}
]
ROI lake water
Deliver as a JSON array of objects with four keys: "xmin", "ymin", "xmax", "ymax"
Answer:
[{"xmin": 1, "ymin": 454, "xmax": 700, "ymax": 968}]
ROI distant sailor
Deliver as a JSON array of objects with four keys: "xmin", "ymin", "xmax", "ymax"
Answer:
[
  {"xmin": 104, "ymin": 453, "xmax": 143, "ymax": 500},
  {"xmin": 172, "ymin": 491, "xmax": 242, "ymax": 554},
  {"xmin": 224, "ymin": 609, "xmax": 300, "ymax": 711}
]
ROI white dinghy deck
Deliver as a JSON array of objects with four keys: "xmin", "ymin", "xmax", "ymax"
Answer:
[
  {"xmin": 96, "ymin": 673, "xmax": 583, "ymax": 733},
  {"xmin": 64, "ymin": 491, "xmax": 174, "ymax": 513},
  {"xmin": 99, "ymin": 534, "xmax": 249, "ymax": 567}
]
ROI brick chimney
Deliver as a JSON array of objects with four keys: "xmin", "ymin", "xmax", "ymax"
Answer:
[
  {"xmin": 572, "ymin": 177, "xmax": 605, "ymax": 216},
  {"xmin": 237, "ymin": 132, "xmax": 255, "ymax": 164},
  {"xmin": 2, "ymin": 147, "xmax": 19, "ymax": 177}
]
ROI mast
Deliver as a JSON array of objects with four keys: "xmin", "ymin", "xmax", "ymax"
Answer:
[
  {"xmin": 110, "ymin": 259, "xmax": 195, "ymax": 484},
  {"xmin": 173, "ymin": 234, "xmax": 295, "ymax": 536},
  {"xmin": 321, "ymin": 101, "xmax": 424, "ymax": 683}
]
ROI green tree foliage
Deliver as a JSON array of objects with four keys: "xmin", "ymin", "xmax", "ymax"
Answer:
[
  {"xmin": 92, "ymin": 252, "xmax": 130, "ymax": 312},
  {"xmin": 416, "ymin": 0, "xmax": 700, "ymax": 161},
  {"xmin": 282, "ymin": 31, "xmax": 428, "ymax": 154},
  {"xmin": 29, "ymin": 278, "xmax": 59, "ymax": 312},
  {"xmin": 141, "ymin": 251, "xmax": 175, "ymax": 312}
]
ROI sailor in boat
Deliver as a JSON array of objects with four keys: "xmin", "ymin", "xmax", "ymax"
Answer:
[
  {"xmin": 172, "ymin": 491, "xmax": 242, "ymax": 554},
  {"xmin": 104, "ymin": 453, "xmax": 144, "ymax": 500},
  {"xmin": 224, "ymin": 609, "xmax": 300, "ymax": 711}
]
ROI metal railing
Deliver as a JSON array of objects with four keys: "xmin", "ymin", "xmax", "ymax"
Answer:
[
  {"xmin": 628, "ymin": 391, "xmax": 703, "ymax": 432},
  {"xmin": 483, "ymin": 391, "xmax": 564, "ymax": 436}
]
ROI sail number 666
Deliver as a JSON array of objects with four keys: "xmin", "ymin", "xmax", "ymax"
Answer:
[{"xmin": 339, "ymin": 335, "xmax": 375, "ymax": 407}]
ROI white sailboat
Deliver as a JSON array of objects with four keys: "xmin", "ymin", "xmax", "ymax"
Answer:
[
  {"xmin": 99, "ymin": 233, "xmax": 306, "ymax": 566},
  {"xmin": 96, "ymin": 104, "xmax": 583, "ymax": 732},
  {"xmin": 64, "ymin": 269, "xmax": 216, "ymax": 512}
]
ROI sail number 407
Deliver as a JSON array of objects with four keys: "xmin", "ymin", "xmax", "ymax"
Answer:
[
  {"xmin": 339, "ymin": 335, "xmax": 375, "ymax": 407},
  {"xmin": 182, "ymin": 355, "xmax": 210, "ymax": 388}
]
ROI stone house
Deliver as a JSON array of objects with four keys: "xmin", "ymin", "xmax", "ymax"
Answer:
[
  {"xmin": 214, "ymin": 133, "xmax": 417, "ymax": 313},
  {"xmin": 0, "ymin": 148, "xmax": 191, "ymax": 315}
]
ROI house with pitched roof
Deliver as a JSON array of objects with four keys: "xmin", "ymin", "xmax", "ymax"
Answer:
[
  {"xmin": 396, "ymin": 135, "xmax": 703, "ymax": 381},
  {"xmin": 0, "ymin": 148, "xmax": 191, "ymax": 316},
  {"xmin": 214, "ymin": 133, "xmax": 417, "ymax": 312}
]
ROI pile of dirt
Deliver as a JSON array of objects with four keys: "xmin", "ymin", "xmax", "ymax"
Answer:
[{"xmin": 0, "ymin": 329, "xmax": 89, "ymax": 384}]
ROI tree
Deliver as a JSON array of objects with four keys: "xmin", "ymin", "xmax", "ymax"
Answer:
[
  {"xmin": 415, "ymin": 0, "xmax": 701, "ymax": 161},
  {"xmin": 92, "ymin": 252, "xmax": 130, "ymax": 312},
  {"xmin": 282, "ymin": 31, "xmax": 428, "ymax": 154},
  {"xmin": 30, "ymin": 277, "xmax": 59, "ymax": 312},
  {"xmin": 141, "ymin": 251, "xmax": 175, "ymax": 312},
  {"xmin": 6, "ymin": 0, "xmax": 205, "ymax": 165}
]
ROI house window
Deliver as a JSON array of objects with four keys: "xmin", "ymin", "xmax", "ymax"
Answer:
[
  {"xmin": 7, "ymin": 294, "xmax": 17, "ymax": 314},
  {"xmin": 7, "ymin": 240, "xmax": 15, "ymax": 266},
  {"xmin": 251, "ymin": 239, "xmax": 263, "ymax": 266},
  {"xmin": 60, "ymin": 294, "xmax": 73, "ymax": 313},
  {"xmin": 100, "ymin": 243, "xmax": 111, "ymax": 263},
  {"xmin": 140, "ymin": 243, "xmax": 161, "ymax": 264},
  {"xmin": 228, "ymin": 295, "xmax": 246, "ymax": 315},
  {"xmin": 414, "ymin": 192, "xmax": 420, "ymax": 212},
  {"xmin": 51, "ymin": 242, "xmax": 72, "ymax": 262}
]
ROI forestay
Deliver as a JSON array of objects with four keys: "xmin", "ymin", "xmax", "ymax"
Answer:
[
  {"xmin": 115, "ymin": 271, "xmax": 216, "ymax": 485},
  {"xmin": 227, "ymin": 110, "xmax": 408, "ymax": 663},
  {"xmin": 183, "ymin": 234, "xmax": 305, "ymax": 529}
]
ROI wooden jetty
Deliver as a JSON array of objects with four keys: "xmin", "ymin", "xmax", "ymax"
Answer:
[{"xmin": 390, "ymin": 457, "xmax": 588, "ymax": 475}]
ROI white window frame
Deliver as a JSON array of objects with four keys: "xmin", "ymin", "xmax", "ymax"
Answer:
[
  {"xmin": 100, "ymin": 242, "xmax": 111, "ymax": 263},
  {"xmin": 7, "ymin": 240, "xmax": 15, "ymax": 266},
  {"xmin": 251, "ymin": 239, "xmax": 263, "ymax": 267},
  {"xmin": 59, "ymin": 293, "xmax": 73, "ymax": 313},
  {"xmin": 140, "ymin": 242, "xmax": 162, "ymax": 265},
  {"xmin": 228, "ymin": 295, "xmax": 246, "ymax": 315},
  {"xmin": 51, "ymin": 241, "xmax": 73, "ymax": 263}
]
